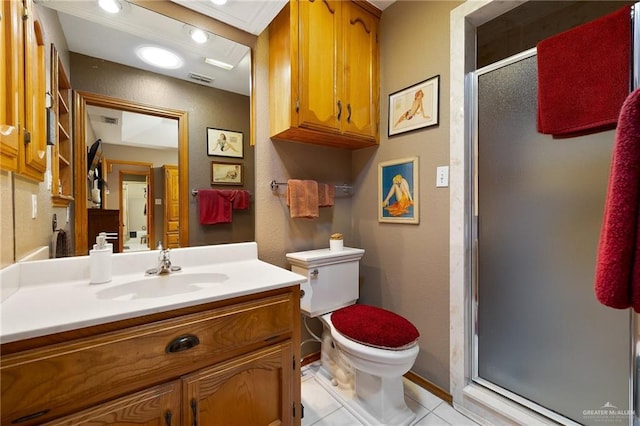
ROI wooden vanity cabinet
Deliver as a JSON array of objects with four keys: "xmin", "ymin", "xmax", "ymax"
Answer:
[
  {"xmin": 1, "ymin": 287, "xmax": 302, "ymax": 426},
  {"xmin": 269, "ymin": 0, "xmax": 380, "ymax": 150},
  {"xmin": 0, "ymin": 0, "xmax": 47, "ymax": 180}
]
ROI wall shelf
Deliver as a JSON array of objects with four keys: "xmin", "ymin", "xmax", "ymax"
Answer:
[{"xmin": 51, "ymin": 45, "xmax": 74, "ymax": 207}]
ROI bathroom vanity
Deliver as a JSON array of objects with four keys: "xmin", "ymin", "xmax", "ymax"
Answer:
[{"xmin": 0, "ymin": 243, "xmax": 305, "ymax": 425}]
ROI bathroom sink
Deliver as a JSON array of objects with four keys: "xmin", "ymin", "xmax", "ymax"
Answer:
[{"xmin": 95, "ymin": 272, "xmax": 229, "ymax": 301}]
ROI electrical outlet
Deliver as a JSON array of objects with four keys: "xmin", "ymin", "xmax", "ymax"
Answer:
[{"xmin": 436, "ymin": 166, "xmax": 449, "ymax": 188}]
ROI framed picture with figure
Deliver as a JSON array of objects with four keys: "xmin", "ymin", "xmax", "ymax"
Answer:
[
  {"xmin": 211, "ymin": 162, "xmax": 243, "ymax": 186},
  {"xmin": 378, "ymin": 157, "xmax": 419, "ymax": 224},
  {"xmin": 207, "ymin": 128, "xmax": 244, "ymax": 158},
  {"xmin": 388, "ymin": 75, "xmax": 440, "ymax": 136}
]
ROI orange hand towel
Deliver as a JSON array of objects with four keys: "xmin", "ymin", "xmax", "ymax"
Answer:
[
  {"xmin": 318, "ymin": 183, "xmax": 336, "ymax": 207},
  {"xmin": 286, "ymin": 179, "xmax": 319, "ymax": 218}
]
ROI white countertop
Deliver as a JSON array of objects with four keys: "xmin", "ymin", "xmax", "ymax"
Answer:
[{"xmin": 0, "ymin": 243, "xmax": 306, "ymax": 344}]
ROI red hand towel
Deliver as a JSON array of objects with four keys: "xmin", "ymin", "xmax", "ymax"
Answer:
[
  {"xmin": 537, "ymin": 6, "xmax": 631, "ymax": 138},
  {"xmin": 198, "ymin": 189, "xmax": 232, "ymax": 224},
  {"xmin": 231, "ymin": 190, "xmax": 250, "ymax": 210},
  {"xmin": 594, "ymin": 88, "xmax": 640, "ymax": 312},
  {"xmin": 286, "ymin": 179, "xmax": 319, "ymax": 218}
]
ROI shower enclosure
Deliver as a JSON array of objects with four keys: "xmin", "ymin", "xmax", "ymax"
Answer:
[{"xmin": 471, "ymin": 50, "xmax": 632, "ymax": 426}]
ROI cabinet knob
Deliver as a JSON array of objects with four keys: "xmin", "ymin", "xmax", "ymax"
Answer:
[
  {"xmin": 347, "ymin": 103, "xmax": 352, "ymax": 123},
  {"xmin": 337, "ymin": 100, "xmax": 342, "ymax": 120},
  {"xmin": 165, "ymin": 334, "xmax": 200, "ymax": 353}
]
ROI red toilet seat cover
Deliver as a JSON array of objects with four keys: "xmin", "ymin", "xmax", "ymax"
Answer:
[{"xmin": 331, "ymin": 304, "xmax": 420, "ymax": 350}]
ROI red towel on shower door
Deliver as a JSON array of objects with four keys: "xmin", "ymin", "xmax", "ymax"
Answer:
[
  {"xmin": 594, "ymin": 88, "xmax": 640, "ymax": 312},
  {"xmin": 536, "ymin": 5, "xmax": 631, "ymax": 138}
]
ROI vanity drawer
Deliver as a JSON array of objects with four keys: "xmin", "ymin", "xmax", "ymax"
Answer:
[{"xmin": 1, "ymin": 292, "xmax": 295, "ymax": 425}]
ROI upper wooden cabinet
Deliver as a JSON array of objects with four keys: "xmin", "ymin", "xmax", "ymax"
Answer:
[
  {"xmin": 0, "ymin": 0, "xmax": 47, "ymax": 181},
  {"xmin": 269, "ymin": 0, "xmax": 380, "ymax": 150}
]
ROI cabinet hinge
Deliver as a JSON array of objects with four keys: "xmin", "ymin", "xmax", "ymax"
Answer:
[
  {"xmin": 292, "ymin": 355, "xmax": 296, "ymax": 370},
  {"xmin": 22, "ymin": 4, "xmax": 29, "ymax": 20}
]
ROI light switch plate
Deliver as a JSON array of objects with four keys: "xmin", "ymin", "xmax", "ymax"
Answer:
[{"xmin": 436, "ymin": 166, "xmax": 449, "ymax": 188}]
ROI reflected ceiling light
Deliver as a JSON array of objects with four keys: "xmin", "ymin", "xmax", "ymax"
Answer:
[
  {"xmin": 136, "ymin": 46, "xmax": 183, "ymax": 69},
  {"xmin": 211, "ymin": 0, "xmax": 228, "ymax": 5},
  {"xmin": 98, "ymin": 0, "xmax": 122, "ymax": 14},
  {"xmin": 190, "ymin": 28, "xmax": 209, "ymax": 44},
  {"xmin": 204, "ymin": 57, "xmax": 234, "ymax": 70}
]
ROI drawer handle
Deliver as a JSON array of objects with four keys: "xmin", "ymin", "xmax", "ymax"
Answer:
[
  {"xmin": 11, "ymin": 409, "xmax": 50, "ymax": 424},
  {"xmin": 166, "ymin": 334, "xmax": 200, "ymax": 353}
]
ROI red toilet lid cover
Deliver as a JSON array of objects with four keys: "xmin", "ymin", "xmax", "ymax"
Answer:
[{"xmin": 331, "ymin": 304, "xmax": 420, "ymax": 350}]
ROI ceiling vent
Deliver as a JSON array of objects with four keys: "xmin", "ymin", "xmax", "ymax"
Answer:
[
  {"xmin": 188, "ymin": 72, "xmax": 214, "ymax": 84},
  {"xmin": 101, "ymin": 116, "xmax": 119, "ymax": 125}
]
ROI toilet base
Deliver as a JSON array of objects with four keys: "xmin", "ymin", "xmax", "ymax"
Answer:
[{"xmin": 314, "ymin": 364, "xmax": 416, "ymax": 426}]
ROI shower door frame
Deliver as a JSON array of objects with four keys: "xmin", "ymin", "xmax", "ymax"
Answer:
[{"xmin": 468, "ymin": 47, "xmax": 635, "ymax": 426}]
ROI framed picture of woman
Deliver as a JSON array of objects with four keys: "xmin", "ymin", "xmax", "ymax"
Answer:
[
  {"xmin": 207, "ymin": 128, "xmax": 244, "ymax": 158},
  {"xmin": 388, "ymin": 75, "xmax": 440, "ymax": 136},
  {"xmin": 378, "ymin": 157, "xmax": 419, "ymax": 224}
]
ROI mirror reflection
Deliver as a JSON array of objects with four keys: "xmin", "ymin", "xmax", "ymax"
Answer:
[{"xmin": 35, "ymin": 0, "xmax": 255, "ymax": 258}]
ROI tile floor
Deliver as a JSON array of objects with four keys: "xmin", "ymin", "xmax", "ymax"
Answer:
[{"xmin": 301, "ymin": 362, "xmax": 481, "ymax": 426}]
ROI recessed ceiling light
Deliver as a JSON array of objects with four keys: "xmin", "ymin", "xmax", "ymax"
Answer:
[
  {"xmin": 190, "ymin": 28, "xmax": 209, "ymax": 44},
  {"xmin": 98, "ymin": 0, "xmax": 122, "ymax": 14},
  {"xmin": 136, "ymin": 46, "xmax": 183, "ymax": 69},
  {"xmin": 204, "ymin": 57, "xmax": 234, "ymax": 71},
  {"xmin": 211, "ymin": 0, "xmax": 228, "ymax": 5}
]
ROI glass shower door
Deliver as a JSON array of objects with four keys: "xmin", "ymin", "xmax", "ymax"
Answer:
[{"xmin": 473, "ymin": 51, "xmax": 632, "ymax": 425}]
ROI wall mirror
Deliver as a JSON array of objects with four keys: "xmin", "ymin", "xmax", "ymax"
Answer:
[{"xmin": 36, "ymin": 0, "xmax": 259, "ymax": 256}]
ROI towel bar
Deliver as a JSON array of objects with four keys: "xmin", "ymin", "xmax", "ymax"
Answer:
[{"xmin": 270, "ymin": 180, "xmax": 352, "ymax": 193}]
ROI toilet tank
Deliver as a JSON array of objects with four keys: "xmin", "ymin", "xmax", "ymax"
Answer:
[{"xmin": 286, "ymin": 247, "xmax": 365, "ymax": 317}]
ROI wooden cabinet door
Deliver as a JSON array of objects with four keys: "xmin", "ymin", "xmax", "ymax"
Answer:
[
  {"xmin": 297, "ymin": 0, "xmax": 342, "ymax": 134},
  {"xmin": 341, "ymin": 1, "xmax": 378, "ymax": 141},
  {"xmin": 43, "ymin": 382, "xmax": 181, "ymax": 426},
  {"xmin": 0, "ymin": 0, "xmax": 22, "ymax": 172},
  {"xmin": 163, "ymin": 165, "xmax": 179, "ymax": 248},
  {"xmin": 19, "ymin": 0, "xmax": 47, "ymax": 181},
  {"xmin": 183, "ymin": 342, "xmax": 296, "ymax": 426}
]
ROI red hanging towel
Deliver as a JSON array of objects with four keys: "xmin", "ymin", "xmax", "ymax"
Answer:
[
  {"xmin": 197, "ymin": 189, "xmax": 232, "ymax": 224},
  {"xmin": 594, "ymin": 88, "xmax": 640, "ymax": 311},
  {"xmin": 537, "ymin": 6, "xmax": 631, "ymax": 138}
]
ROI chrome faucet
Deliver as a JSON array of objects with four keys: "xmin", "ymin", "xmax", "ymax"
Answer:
[{"xmin": 146, "ymin": 242, "xmax": 182, "ymax": 275}]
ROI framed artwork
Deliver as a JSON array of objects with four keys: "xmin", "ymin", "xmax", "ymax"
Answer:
[
  {"xmin": 378, "ymin": 157, "xmax": 419, "ymax": 224},
  {"xmin": 211, "ymin": 162, "xmax": 243, "ymax": 186},
  {"xmin": 388, "ymin": 75, "xmax": 440, "ymax": 137},
  {"xmin": 207, "ymin": 128, "xmax": 244, "ymax": 158}
]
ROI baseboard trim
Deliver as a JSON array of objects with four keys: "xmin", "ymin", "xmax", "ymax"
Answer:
[
  {"xmin": 301, "ymin": 351, "xmax": 321, "ymax": 366},
  {"xmin": 404, "ymin": 371, "xmax": 453, "ymax": 405},
  {"xmin": 301, "ymin": 351, "xmax": 452, "ymax": 405}
]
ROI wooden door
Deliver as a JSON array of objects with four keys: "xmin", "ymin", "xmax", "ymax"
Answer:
[
  {"xmin": 0, "ymin": 0, "xmax": 22, "ymax": 172},
  {"xmin": 341, "ymin": 1, "xmax": 378, "ymax": 141},
  {"xmin": 19, "ymin": 0, "xmax": 47, "ymax": 181},
  {"xmin": 163, "ymin": 165, "xmax": 179, "ymax": 248},
  {"xmin": 42, "ymin": 382, "xmax": 181, "ymax": 426},
  {"xmin": 297, "ymin": 0, "xmax": 342, "ymax": 134},
  {"xmin": 183, "ymin": 342, "xmax": 295, "ymax": 426}
]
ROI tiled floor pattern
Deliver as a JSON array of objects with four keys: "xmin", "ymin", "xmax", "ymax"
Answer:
[{"xmin": 301, "ymin": 362, "xmax": 481, "ymax": 426}]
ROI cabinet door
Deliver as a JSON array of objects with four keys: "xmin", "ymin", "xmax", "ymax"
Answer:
[
  {"xmin": 1, "ymin": 0, "xmax": 22, "ymax": 172},
  {"xmin": 341, "ymin": 1, "xmax": 379, "ymax": 141},
  {"xmin": 183, "ymin": 342, "xmax": 295, "ymax": 426},
  {"xmin": 42, "ymin": 382, "xmax": 181, "ymax": 426},
  {"xmin": 163, "ymin": 165, "xmax": 179, "ymax": 248},
  {"xmin": 19, "ymin": 0, "xmax": 47, "ymax": 181},
  {"xmin": 297, "ymin": 0, "xmax": 342, "ymax": 134}
]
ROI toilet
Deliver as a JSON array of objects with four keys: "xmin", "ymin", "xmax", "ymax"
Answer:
[{"xmin": 286, "ymin": 247, "xmax": 420, "ymax": 426}]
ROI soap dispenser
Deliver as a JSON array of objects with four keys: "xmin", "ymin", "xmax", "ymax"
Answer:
[{"xmin": 90, "ymin": 232, "xmax": 113, "ymax": 284}]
